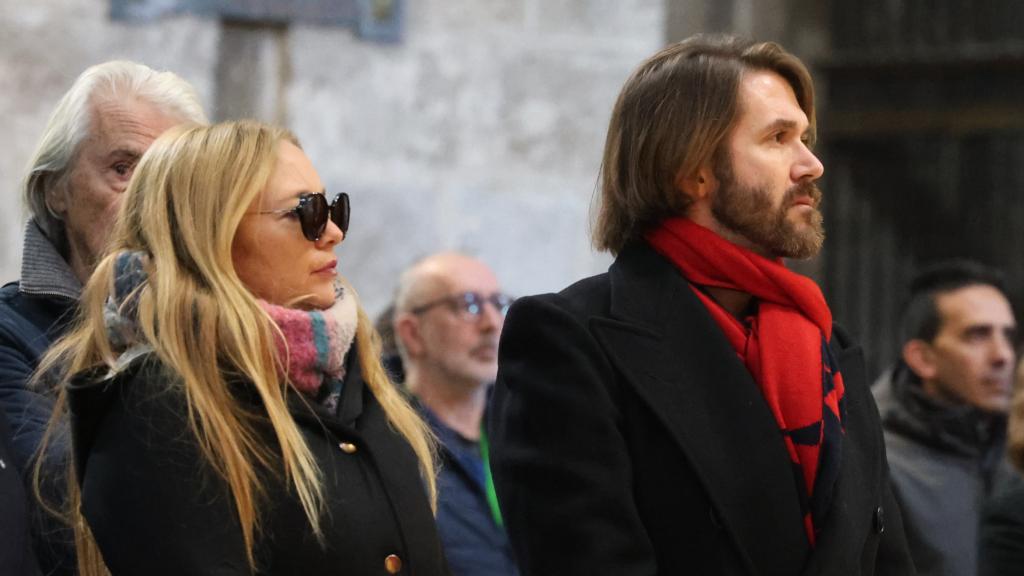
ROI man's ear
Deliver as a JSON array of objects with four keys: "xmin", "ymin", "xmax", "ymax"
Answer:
[
  {"xmin": 44, "ymin": 175, "xmax": 70, "ymax": 219},
  {"xmin": 675, "ymin": 166, "xmax": 715, "ymax": 203},
  {"xmin": 394, "ymin": 313, "xmax": 424, "ymax": 358},
  {"xmin": 902, "ymin": 339, "xmax": 938, "ymax": 381}
]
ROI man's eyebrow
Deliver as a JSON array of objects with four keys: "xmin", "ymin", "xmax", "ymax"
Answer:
[
  {"xmin": 961, "ymin": 324, "xmax": 998, "ymax": 337},
  {"xmin": 104, "ymin": 148, "xmax": 144, "ymax": 160},
  {"xmin": 762, "ymin": 118, "xmax": 800, "ymax": 133}
]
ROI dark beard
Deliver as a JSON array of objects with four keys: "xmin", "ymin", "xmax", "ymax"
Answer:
[{"xmin": 711, "ymin": 158, "xmax": 825, "ymax": 259}]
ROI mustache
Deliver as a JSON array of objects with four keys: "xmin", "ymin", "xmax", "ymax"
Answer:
[
  {"xmin": 471, "ymin": 340, "xmax": 500, "ymax": 354},
  {"xmin": 785, "ymin": 180, "xmax": 822, "ymax": 207}
]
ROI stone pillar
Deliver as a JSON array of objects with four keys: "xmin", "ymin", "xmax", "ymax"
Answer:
[{"xmin": 214, "ymin": 21, "xmax": 291, "ymax": 124}]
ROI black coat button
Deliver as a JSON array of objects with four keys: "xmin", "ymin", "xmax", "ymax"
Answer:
[{"xmin": 874, "ymin": 506, "xmax": 885, "ymax": 534}]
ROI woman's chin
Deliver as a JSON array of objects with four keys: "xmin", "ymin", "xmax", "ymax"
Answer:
[{"xmin": 307, "ymin": 290, "xmax": 336, "ymax": 310}]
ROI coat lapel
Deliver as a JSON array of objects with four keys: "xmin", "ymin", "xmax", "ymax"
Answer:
[
  {"xmin": 590, "ymin": 244, "xmax": 810, "ymax": 574},
  {"xmin": 288, "ymin": 352, "xmax": 442, "ymax": 574},
  {"xmin": 800, "ymin": 340, "xmax": 882, "ymax": 575}
]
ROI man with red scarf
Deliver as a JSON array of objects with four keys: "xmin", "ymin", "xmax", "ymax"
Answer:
[{"xmin": 488, "ymin": 34, "xmax": 916, "ymax": 575}]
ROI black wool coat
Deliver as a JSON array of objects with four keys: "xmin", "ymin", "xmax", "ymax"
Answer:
[
  {"xmin": 69, "ymin": 350, "xmax": 450, "ymax": 576},
  {"xmin": 488, "ymin": 242, "xmax": 916, "ymax": 576}
]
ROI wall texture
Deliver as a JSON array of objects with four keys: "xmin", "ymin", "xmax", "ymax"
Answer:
[
  {"xmin": 287, "ymin": 0, "xmax": 662, "ymax": 313},
  {"xmin": 0, "ymin": 0, "xmax": 665, "ymax": 315}
]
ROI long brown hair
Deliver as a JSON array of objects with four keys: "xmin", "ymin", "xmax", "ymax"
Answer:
[
  {"xmin": 35, "ymin": 120, "xmax": 436, "ymax": 575},
  {"xmin": 593, "ymin": 34, "xmax": 816, "ymax": 254}
]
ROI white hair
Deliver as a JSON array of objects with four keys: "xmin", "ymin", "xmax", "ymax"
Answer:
[{"xmin": 22, "ymin": 60, "xmax": 207, "ymax": 246}]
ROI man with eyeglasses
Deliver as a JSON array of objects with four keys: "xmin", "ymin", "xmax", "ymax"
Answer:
[{"xmin": 392, "ymin": 252, "xmax": 519, "ymax": 576}]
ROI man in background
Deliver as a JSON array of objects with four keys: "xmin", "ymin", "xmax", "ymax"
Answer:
[
  {"xmin": 393, "ymin": 252, "xmax": 519, "ymax": 576},
  {"xmin": 874, "ymin": 259, "xmax": 1017, "ymax": 576},
  {"xmin": 0, "ymin": 60, "xmax": 206, "ymax": 574}
]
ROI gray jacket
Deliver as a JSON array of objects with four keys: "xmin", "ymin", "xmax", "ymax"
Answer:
[{"xmin": 873, "ymin": 363, "xmax": 1008, "ymax": 576}]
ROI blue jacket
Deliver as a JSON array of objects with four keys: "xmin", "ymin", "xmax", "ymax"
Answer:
[
  {"xmin": 0, "ymin": 220, "xmax": 79, "ymax": 576},
  {"xmin": 417, "ymin": 402, "xmax": 519, "ymax": 576},
  {"xmin": 0, "ymin": 408, "xmax": 42, "ymax": 575}
]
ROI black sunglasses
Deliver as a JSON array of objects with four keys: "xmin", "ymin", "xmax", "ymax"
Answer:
[{"xmin": 256, "ymin": 192, "xmax": 350, "ymax": 242}]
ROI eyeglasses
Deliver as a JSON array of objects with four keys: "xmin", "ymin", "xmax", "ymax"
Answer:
[
  {"xmin": 411, "ymin": 292, "xmax": 515, "ymax": 321},
  {"xmin": 254, "ymin": 192, "xmax": 350, "ymax": 242}
]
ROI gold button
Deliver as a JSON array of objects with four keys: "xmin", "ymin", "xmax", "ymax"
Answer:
[
  {"xmin": 384, "ymin": 553, "xmax": 402, "ymax": 574},
  {"xmin": 338, "ymin": 442, "xmax": 357, "ymax": 454}
]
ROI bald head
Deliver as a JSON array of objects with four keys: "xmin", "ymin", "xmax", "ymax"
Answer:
[
  {"xmin": 393, "ymin": 252, "xmax": 508, "ymax": 391},
  {"xmin": 395, "ymin": 252, "xmax": 498, "ymax": 314}
]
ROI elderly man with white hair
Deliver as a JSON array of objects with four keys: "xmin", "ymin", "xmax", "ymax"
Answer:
[{"xmin": 0, "ymin": 60, "xmax": 206, "ymax": 575}]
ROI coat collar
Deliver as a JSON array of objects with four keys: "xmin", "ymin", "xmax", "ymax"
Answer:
[
  {"xmin": 415, "ymin": 400, "xmax": 487, "ymax": 492},
  {"xmin": 874, "ymin": 362, "xmax": 1007, "ymax": 459},
  {"xmin": 288, "ymin": 348, "xmax": 366, "ymax": 430},
  {"xmin": 20, "ymin": 219, "xmax": 81, "ymax": 301},
  {"xmin": 590, "ymin": 242, "xmax": 813, "ymax": 573}
]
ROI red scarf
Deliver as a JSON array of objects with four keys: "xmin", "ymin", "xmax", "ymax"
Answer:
[{"xmin": 646, "ymin": 217, "xmax": 845, "ymax": 546}]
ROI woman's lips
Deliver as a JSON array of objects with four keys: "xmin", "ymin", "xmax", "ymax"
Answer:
[{"xmin": 314, "ymin": 260, "xmax": 337, "ymax": 275}]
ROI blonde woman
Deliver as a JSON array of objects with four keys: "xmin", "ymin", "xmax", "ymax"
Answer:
[{"xmin": 38, "ymin": 121, "xmax": 448, "ymax": 575}]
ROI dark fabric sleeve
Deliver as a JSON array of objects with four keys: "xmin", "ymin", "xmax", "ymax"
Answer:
[
  {"xmin": 978, "ymin": 484, "xmax": 1024, "ymax": 576},
  {"xmin": 78, "ymin": 372, "xmax": 251, "ymax": 575},
  {"xmin": 0, "ymin": 320, "xmax": 76, "ymax": 576},
  {"xmin": 488, "ymin": 294, "xmax": 657, "ymax": 576},
  {"xmin": 872, "ymin": 476, "xmax": 918, "ymax": 575},
  {"xmin": 833, "ymin": 323, "xmax": 917, "ymax": 575},
  {"xmin": 0, "ymin": 324, "xmax": 61, "ymax": 475},
  {"xmin": 0, "ymin": 409, "xmax": 42, "ymax": 576}
]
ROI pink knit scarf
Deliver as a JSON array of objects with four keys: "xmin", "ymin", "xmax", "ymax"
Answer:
[
  {"xmin": 259, "ymin": 280, "xmax": 359, "ymax": 404},
  {"xmin": 104, "ymin": 251, "xmax": 359, "ymax": 410}
]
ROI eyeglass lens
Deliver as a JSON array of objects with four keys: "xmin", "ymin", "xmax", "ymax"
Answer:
[
  {"xmin": 458, "ymin": 292, "xmax": 513, "ymax": 317},
  {"xmin": 299, "ymin": 192, "xmax": 350, "ymax": 241}
]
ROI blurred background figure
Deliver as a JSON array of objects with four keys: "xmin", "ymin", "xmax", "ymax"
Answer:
[
  {"xmin": 978, "ymin": 358, "xmax": 1024, "ymax": 575},
  {"xmin": 0, "ymin": 59, "xmax": 205, "ymax": 575},
  {"xmin": 393, "ymin": 252, "xmax": 519, "ymax": 576},
  {"xmin": 873, "ymin": 259, "xmax": 1017, "ymax": 576}
]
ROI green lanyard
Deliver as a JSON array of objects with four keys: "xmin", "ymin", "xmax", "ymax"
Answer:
[{"xmin": 478, "ymin": 425, "xmax": 504, "ymax": 528}]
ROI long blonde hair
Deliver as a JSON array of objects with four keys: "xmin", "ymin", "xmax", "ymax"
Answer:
[{"xmin": 36, "ymin": 120, "xmax": 436, "ymax": 575}]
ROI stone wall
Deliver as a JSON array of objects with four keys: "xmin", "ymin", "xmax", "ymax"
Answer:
[{"xmin": 0, "ymin": 0, "xmax": 666, "ymax": 315}]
